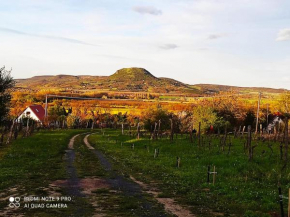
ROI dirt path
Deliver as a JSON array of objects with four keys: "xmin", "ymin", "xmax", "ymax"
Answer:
[
  {"xmin": 84, "ymin": 134, "xmax": 95, "ymax": 150},
  {"xmin": 68, "ymin": 134, "xmax": 80, "ymax": 149},
  {"xmin": 64, "ymin": 133, "xmax": 86, "ymax": 216},
  {"xmin": 84, "ymin": 134, "xmax": 171, "ymax": 217},
  {"xmin": 130, "ymin": 176, "xmax": 195, "ymax": 217}
]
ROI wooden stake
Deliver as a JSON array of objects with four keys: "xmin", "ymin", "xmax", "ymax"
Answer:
[
  {"xmin": 284, "ymin": 117, "xmax": 289, "ymax": 162},
  {"xmin": 248, "ymin": 125, "xmax": 252, "ymax": 161},
  {"xmin": 255, "ymin": 92, "xmax": 261, "ymax": 134},
  {"xmin": 198, "ymin": 122, "xmax": 201, "ymax": 147},
  {"xmin": 176, "ymin": 157, "xmax": 180, "ymax": 168},
  {"xmin": 266, "ymin": 103, "xmax": 269, "ymax": 127},
  {"xmin": 279, "ymin": 187, "xmax": 284, "ymax": 217},
  {"xmin": 242, "ymin": 126, "xmax": 246, "ymax": 137},
  {"xmin": 207, "ymin": 165, "xmax": 210, "ymax": 183},
  {"xmin": 213, "ymin": 166, "xmax": 216, "ymax": 185},
  {"xmin": 288, "ymin": 188, "xmax": 290, "ymax": 217}
]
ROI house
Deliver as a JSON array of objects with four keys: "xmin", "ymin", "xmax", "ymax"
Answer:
[
  {"xmin": 267, "ymin": 115, "xmax": 284, "ymax": 133},
  {"xmin": 17, "ymin": 105, "xmax": 45, "ymax": 124}
]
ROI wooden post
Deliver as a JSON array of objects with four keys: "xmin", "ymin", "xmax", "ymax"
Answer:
[
  {"xmin": 137, "ymin": 122, "xmax": 140, "ymax": 140},
  {"xmin": 158, "ymin": 119, "xmax": 161, "ymax": 139},
  {"xmin": 279, "ymin": 187, "xmax": 284, "ymax": 217},
  {"xmin": 255, "ymin": 92, "xmax": 261, "ymax": 134},
  {"xmin": 26, "ymin": 118, "xmax": 29, "ymax": 137},
  {"xmin": 198, "ymin": 122, "xmax": 201, "ymax": 147},
  {"xmin": 284, "ymin": 117, "xmax": 289, "ymax": 162},
  {"xmin": 152, "ymin": 122, "xmax": 157, "ymax": 140},
  {"xmin": 6, "ymin": 120, "xmax": 15, "ymax": 144},
  {"xmin": 222, "ymin": 127, "xmax": 228, "ymax": 152},
  {"xmin": 248, "ymin": 125, "xmax": 252, "ymax": 161},
  {"xmin": 176, "ymin": 157, "xmax": 180, "ymax": 168},
  {"xmin": 266, "ymin": 104, "xmax": 269, "ymax": 127},
  {"xmin": 91, "ymin": 121, "xmax": 94, "ymax": 130},
  {"xmin": 170, "ymin": 118, "xmax": 174, "ymax": 142},
  {"xmin": 154, "ymin": 149, "xmax": 157, "ymax": 158},
  {"xmin": 288, "ymin": 188, "xmax": 290, "ymax": 217},
  {"xmin": 207, "ymin": 165, "xmax": 210, "ymax": 183},
  {"xmin": 242, "ymin": 126, "xmax": 246, "ymax": 137},
  {"xmin": 213, "ymin": 166, "xmax": 216, "ymax": 185},
  {"xmin": 237, "ymin": 126, "xmax": 241, "ymax": 138},
  {"xmin": 0, "ymin": 133, "xmax": 4, "ymax": 145},
  {"xmin": 45, "ymin": 94, "xmax": 48, "ymax": 117}
]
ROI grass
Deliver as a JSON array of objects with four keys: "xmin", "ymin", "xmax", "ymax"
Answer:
[
  {"xmin": 0, "ymin": 130, "xmax": 85, "ymax": 192},
  {"xmin": 73, "ymin": 134, "xmax": 107, "ymax": 178},
  {"xmin": 0, "ymin": 129, "xmax": 93, "ymax": 216},
  {"xmin": 89, "ymin": 129, "xmax": 290, "ymax": 217},
  {"xmin": 0, "ymin": 130, "xmax": 171, "ymax": 217}
]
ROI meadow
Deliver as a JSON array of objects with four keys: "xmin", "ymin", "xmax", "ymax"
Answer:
[
  {"xmin": 89, "ymin": 129, "xmax": 289, "ymax": 217},
  {"xmin": 0, "ymin": 129, "xmax": 96, "ymax": 216}
]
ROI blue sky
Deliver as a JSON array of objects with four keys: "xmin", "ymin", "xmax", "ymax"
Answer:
[{"xmin": 0, "ymin": 0, "xmax": 290, "ymax": 88}]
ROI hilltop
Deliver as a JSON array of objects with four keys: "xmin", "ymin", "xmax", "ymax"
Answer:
[
  {"xmin": 15, "ymin": 67, "xmax": 287, "ymax": 95},
  {"xmin": 15, "ymin": 67, "xmax": 200, "ymax": 94}
]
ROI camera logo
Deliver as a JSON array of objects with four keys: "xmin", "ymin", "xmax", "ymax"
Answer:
[{"xmin": 9, "ymin": 197, "xmax": 20, "ymax": 208}]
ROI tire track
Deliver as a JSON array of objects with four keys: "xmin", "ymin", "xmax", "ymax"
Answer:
[
  {"xmin": 84, "ymin": 133, "xmax": 170, "ymax": 217},
  {"xmin": 63, "ymin": 133, "xmax": 90, "ymax": 216},
  {"xmin": 65, "ymin": 133, "xmax": 83, "ymax": 197}
]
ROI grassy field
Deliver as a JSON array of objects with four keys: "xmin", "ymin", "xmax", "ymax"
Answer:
[
  {"xmin": 1, "ymin": 128, "xmax": 289, "ymax": 217},
  {"xmin": 0, "ymin": 129, "xmax": 171, "ymax": 217},
  {"xmin": 89, "ymin": 129, "xmax": 289, "ymax": 217},
  {"xmin": 0, "ymin": 129, "xmax": 93, "ymax": 216},
  {"xmin": 0, "ymin": 130, "xmax": 84, "ymax": 192}
]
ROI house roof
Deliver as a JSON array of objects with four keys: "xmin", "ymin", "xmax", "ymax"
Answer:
[{"xmin": 28, "ymin": 105, "xmax": 45, "ymax": 121}]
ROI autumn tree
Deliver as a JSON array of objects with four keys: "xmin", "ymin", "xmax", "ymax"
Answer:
[
  {"xmin": 278, "ymin": 91, "xmax": 290, "ymax": 114},
  {"xmin": 0, "ymin": 66, "xmax": 15, "ymax": 124},
  {"xmin": 143, "ymin": 104, "xmax": 170, "ymax": 132},
  {"xmin": 192, "ymin": 105, "xmax": 217, "ymax": 134}
]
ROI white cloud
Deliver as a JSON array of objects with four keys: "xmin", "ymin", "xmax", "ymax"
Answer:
[
  {"xmin": 0, "ymin": 27, "xmax": 98, "ymax": 46},
  {"xmin": 276, "ymin": 29, "xmax": 290, "ymax": 41},
  {"xmin": 159, "ymin": 44, "xmax": 178, "ymax": 50},
  {"xmin": 133, "ymin": 6, "xmax": 162, "ymax": 16},
  {"xmin": 207, "ymin": 34, "xmax": 226, "ymax": 40}
]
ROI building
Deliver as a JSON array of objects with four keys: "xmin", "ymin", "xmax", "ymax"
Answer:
[{"xmin": 17, "ymin": 105, "xmax": 45, "ymax": 124}]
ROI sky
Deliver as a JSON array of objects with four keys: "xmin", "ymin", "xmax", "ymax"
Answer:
[{"xmin": 0, "ymin": 0, "xmax": 290, "ymax": 88}]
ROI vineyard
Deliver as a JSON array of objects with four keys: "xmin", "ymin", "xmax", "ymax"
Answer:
[{"xmin": 88, "ymin": 127, "xmax": 290, "ymax": 217}]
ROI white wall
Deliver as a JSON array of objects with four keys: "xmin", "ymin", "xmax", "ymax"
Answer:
[{"xmin": 17, "ymin": 107, "xmax": 41, "ymax": 123}]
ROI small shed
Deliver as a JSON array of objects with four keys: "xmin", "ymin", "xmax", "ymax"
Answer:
[{"xmin": 17, "ymin": 105, "xmax": 45, "ymax": 124}]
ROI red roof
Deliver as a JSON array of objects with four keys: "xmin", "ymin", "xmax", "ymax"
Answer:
[{"xmin": 28, "ymin": 105, "xmax": 45, "ymax": 121}]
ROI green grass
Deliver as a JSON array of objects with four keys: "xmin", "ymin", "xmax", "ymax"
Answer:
[
  {"xmin": 0, "ymin": 130, "xmax": 170, "ymax": 217},
  {"xmin": 0, "ymin": 130, "xmax": 85, "ymax": 192},
  {"xmin": 0, "ymin": 129, "xmax": 92, "ymax": 216},
  {"xmin": 89, "ymin": 130, "xmax": 289, "ymax": 217},
  {"xmin": 73, "ymin": 134, "xmax": 107, "ymax": 178}
]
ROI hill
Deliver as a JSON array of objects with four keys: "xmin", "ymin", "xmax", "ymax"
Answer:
[
  {"xmin": 15, "ymin": 67, "xmax": 287, "ymax": 95},
  {"xmin": 15, "ymin": 67, "xmax": 201, "ymax": 94},
  {"xmin": 191, "ymin": 84, "xmax": 287, "ymax": 94}
]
